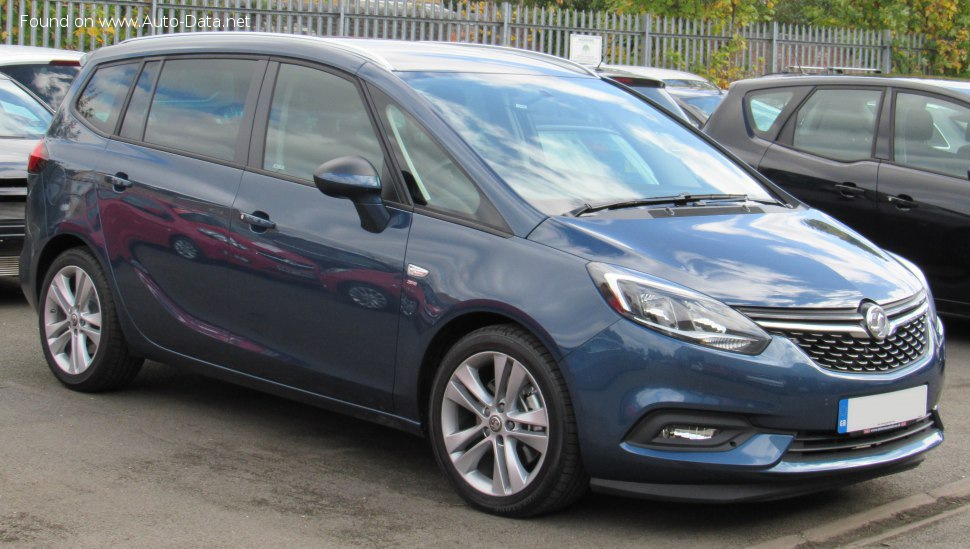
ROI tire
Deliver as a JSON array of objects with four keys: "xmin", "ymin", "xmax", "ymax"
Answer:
[
  {"xmin": 429, "ymin": 324, "xmax": 588, "ymax": 517},
  {"xmin": 171, "ymin": 236, "xmax": 201, "ymax": 261},
  {"xmin": 38, "ymin": 248, "xmax": 143, "ymax": 392},
  {"xmin": 343, "ymin": 283, "xmax": 390, "ymax": 311}
]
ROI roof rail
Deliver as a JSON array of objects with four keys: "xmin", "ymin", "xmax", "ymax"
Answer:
[
  {"xmin": 119, "ymin": 32, "xmax": 395, "ymax": 71},
  {"xmin": 784, "ymin": 65, "xmax": 882, "ymax": 75}
]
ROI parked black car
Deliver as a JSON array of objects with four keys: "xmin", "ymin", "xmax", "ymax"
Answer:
[{"xmin": 705, "ymin": 75, "xmax": 970, "ymax": 317}]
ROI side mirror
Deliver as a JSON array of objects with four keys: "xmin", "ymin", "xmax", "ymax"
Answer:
[{"xmin": 314, "ymin": 156, "xmax": 389, "ymax": 233}]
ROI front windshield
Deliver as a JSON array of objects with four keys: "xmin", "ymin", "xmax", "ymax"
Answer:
[
  {"xmin": 0, "ymin": 79, "xmax": 52, "ymax": 138},
  {"xmin": 401, "ymin": 73, "xmax": 773, "ymax": 215}
]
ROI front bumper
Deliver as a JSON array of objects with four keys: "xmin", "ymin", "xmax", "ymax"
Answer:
[{"xmin": 563, "ymin": 316, "xmax": 945, "ymax": 500}]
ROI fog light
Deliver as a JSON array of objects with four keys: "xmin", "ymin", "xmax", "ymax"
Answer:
[{"xmin": 661, "ymin": 425, "xmax": 720, "ymax": 441}]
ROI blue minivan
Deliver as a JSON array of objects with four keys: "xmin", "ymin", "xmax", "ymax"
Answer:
[{"xmin": 21, "ymin": 34, "xmax": 944, "ymax": 516}]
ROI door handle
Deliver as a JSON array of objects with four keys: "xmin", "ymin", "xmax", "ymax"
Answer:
[
  {"xmin": 834, "ymin": 183, "xmax": 864, "ymax": 198},
  {"xmin": 240, "ymin": 212, "xmax": 276, "ymax": 230},
  {"xmin": 108, "ymin": 172, "xmax": 132, "ymax": 191},
  {"xmin": 888, "ymin": 195, "xmax": 918, "ymax": 210}
]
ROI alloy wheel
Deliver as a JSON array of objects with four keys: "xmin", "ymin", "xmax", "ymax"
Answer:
[
  {"xmin": 44, "ymin": 265, "xmax": 102, "ymax": 375},
  {"xmin": 439, "ymin": 351, "xmax": 550, "ymax": 497},
  {"xmin": 347, "ymin": 285, "xmax": 388, "ymax": 310}
]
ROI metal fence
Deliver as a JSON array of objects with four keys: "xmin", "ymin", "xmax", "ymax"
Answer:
[{"xmin": 2, "ymin": 0, "xmax": 927, "ymax": 75}]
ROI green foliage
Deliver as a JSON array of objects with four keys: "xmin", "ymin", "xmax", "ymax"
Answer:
[
  {"xmin": 612, "ymin": 1, "xmax": 774, "ymax": 86},
  {"xmin": 615, "ymin": 0, "xmax": 968, "ymax": 78}
]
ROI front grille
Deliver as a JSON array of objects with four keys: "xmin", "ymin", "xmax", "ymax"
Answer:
[
  {"xmin": 0, "ymin": 255, "xmax": 19, "ymax": 277},
  {"xmin": 786, "ymin": 415, "xmax": 935, "ymax": 459},
  {"xmin": 739, "ymin": 292, "xmax": 929, "ymax": 373}
]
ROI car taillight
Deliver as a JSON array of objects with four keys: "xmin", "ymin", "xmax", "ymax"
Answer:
[
  {"xmin": 49, "ymin": 60, "xmax": 81, "ymax": 66},
  {"xmin": 27, "ymin": 141, "xmax": 48, "ymax": 174},
  {"xmin": 612, "ymin": 77, "xmax": 635, "ymax": 85}
]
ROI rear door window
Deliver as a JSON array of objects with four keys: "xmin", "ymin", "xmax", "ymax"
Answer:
[
  {"xmin": 791, "ymin": 88, "xmax": 882, "ymax": 161},
  {"xmin": 143, "ymin": 58, "xmax": 258, "ymax": 162},
  {"xmin": 75, "ymin": 63, "xmax": 138, "ymax": 134},
  {"xmin": 119, "ymin": 61, "xmax": 160, "ymax": 140}
]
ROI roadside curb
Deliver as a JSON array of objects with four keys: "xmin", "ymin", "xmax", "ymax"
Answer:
[{"xmin": 747, "ymin": 477, "xmax": 970, "ymax": 549}]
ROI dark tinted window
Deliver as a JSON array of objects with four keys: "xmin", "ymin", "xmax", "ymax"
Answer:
[
  {"xmin": 119, "ymin": 61, "xmax": 160, "ymax": 140},
  {"xmin": 747, "ymin": 89, "xmax": 795, "ymax": 133},
  {"xmin": 792, "ymin": 88, "xmax": 881, "ymax": 161},
  {"xmin": 264, "ymin": 64, "xmax": 385, "ymax": 180},
  {"xmin": 75, "ymin": 63, "xmax": 138, "ymax": 134},
  {"xmin": 894, "ymin": 92, "xmax": 970, "ymax": 179},
  {"xmin": 144, "ymin": 59, "xmax": 256, "ymax": 161},
  {"xmin": 0, "ymin": 64, "xmax": 80, "ymax": 108}
]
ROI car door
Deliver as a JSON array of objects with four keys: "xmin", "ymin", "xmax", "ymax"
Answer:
[
  {"xmin": 876, "ymin": 90, "xmax": 970, "ymax": 314},
  {"xmin": 224, "ymin": 61, "xmax": 410, "ymax": 410},
  {"xmin": 98, "ymin": 57, "xmax": 265, "ymax": 364},
  {"xmin": 758, "ymin": 87, "xmax": 884, "ymax": 241}
]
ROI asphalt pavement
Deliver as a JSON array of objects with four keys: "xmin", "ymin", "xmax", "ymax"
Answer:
[{"xmin": 1, "ymin": 276, "xmax": 969, "ymax": 548}]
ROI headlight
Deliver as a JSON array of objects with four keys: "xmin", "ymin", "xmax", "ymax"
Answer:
[{"xmin": 587, "ymin": 262, "xmax": 770, "ymax": 355}]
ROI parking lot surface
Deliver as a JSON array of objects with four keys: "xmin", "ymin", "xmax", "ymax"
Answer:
[{"xmin": 1, "ymin": 277, "xmax": 968, "ymax": 547}]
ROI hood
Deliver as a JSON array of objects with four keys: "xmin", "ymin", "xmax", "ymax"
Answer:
[
  {"xmin": 529, "ymin": 208, "xmax": 922, "ymax": 308},
  {"xmin": 0, "ymin": 138, "xmax": 36, "ymax": 179}
]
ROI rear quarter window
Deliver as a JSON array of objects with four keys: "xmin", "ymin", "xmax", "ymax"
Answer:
[
  {"xmin": 75, "ymin": 63, "xmax": 138, "ymax": 134},
  {"xmin": 745, "ymin": 89, "xmax": 795, "ymax": 135}
]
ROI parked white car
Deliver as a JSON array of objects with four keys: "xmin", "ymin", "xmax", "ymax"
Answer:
[{"xmin": 0, "ymin": 45, "xmax": 84, "ymax": 110}]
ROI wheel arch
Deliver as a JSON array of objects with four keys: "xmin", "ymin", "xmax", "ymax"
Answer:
[
  {"xmin": 415, "ymin": 309, "xmax": 563, "ymax": 430},
  {"xmin": 34, "ymin": 233, "xmax": 101, "ymax": 301},
  {"xmin": 34, "ymin": 232, "xmax": 149, "ymax": 357}
]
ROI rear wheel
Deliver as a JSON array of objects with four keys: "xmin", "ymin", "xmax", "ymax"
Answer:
[
  {"xmin": 429, "ymin": 325, "xmax": 587, "ymax": 517},
  {"xmin": 39, "ymin": 248, "xmax": 142, "ymax": 392},
  {"xmin": 171, "ymin": 236, "xmax": 201, "ymax": 260}
]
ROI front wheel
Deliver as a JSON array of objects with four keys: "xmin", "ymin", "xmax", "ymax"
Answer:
[
  {"xmin": 38, "ymin": 248, "xmax": 143, "ymax": 392},
  {"xmin": 429, "ymin": 325, "xmax": 587, "ymax": 517}
]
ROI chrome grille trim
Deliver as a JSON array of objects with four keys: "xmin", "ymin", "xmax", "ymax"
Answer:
[
  {"xmin": 785, "ymin": 415, "xmax": 935, "ymax": 458},
  {"xmin": 0, "ymin": 255, "xmax": 19, "ymax": 277},
  {"xmin": 738, "ymin": 292, "xmax": 929, "ymax": 373}
]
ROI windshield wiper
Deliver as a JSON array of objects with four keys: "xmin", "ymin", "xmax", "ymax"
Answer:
[{"xmin": 570, "ymin": 193, "xmax": 769, "ymax": 217}]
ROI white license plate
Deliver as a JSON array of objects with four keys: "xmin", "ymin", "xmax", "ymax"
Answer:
[{"xmin": 838, "ymin": 385, "xmax": 927, "ymax": 434}]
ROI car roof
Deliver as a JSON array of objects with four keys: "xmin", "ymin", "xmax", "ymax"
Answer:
[
  {"xmin": 0, "ymin": 45, "xmax": 85, "ymax": 64},
  {"xmin": 735, "ymin": 74, "xmax": 970, "ymax": 100},
  {"xmin": 92, "ymin": 32, "xmax": 596, "ymax": 77}
]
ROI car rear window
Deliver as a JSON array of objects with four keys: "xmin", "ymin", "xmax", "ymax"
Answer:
[
  {"xmin": 0, "ymin": 63, "xmax": 80, "ymax": 108},
  {"xmin": 143, "ymin": 58, "xmax": 257, "ymax": 162},
  {"xmin": 75, "ymin": 63, "xmax": 138, "ymax": 134},
  {"xmin": 0, "ymin": 78, "xmax": 52, "ymax": 138}
]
